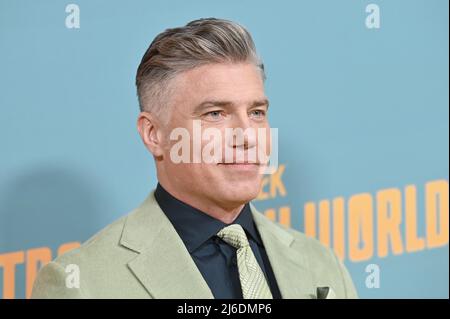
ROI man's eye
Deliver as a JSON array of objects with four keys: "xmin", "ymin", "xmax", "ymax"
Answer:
[
  {"xmin": 204, "ymin": 110, "xmax": 224, "ymax": 120},
  {"xmin": 250, "ymin": 109, "xmax": 266, "ymax": 119}
]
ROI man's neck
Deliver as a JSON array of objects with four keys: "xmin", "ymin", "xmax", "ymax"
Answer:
[{"xmin": 157, "ymin": 182, "xmax": 245, "ymax": 224}]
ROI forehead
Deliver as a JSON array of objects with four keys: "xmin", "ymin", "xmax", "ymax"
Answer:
[{"xmin": 170, "ymin": 62, "xmax": 266, "ymax": 108}]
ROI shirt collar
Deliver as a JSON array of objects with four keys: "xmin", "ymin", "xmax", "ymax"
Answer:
[{"xmin": 154, "ymin": 183, "xmax": 262, "ymax": 253}]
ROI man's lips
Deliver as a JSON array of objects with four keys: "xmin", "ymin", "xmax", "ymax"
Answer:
[
  {"xmin": 218, "ymin": 162, "xmax": 262, "ymax": 165},
  {"xmin": 217, "ymin": 162, "xmax": 262, "ymax": 171}
]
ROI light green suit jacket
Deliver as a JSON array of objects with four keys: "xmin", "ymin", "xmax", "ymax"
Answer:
[{"xmin": 31, "ymin": 191, "xmax": 358, "ymax": 299}]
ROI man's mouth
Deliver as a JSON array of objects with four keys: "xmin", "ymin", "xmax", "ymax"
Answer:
[
  {"xmin": 218, "ymin": 162, "xmax": 261, "ymax": 165},
  {"xmin": 217, "ymin": 162, "xmax": 262, "ymax": 171}
]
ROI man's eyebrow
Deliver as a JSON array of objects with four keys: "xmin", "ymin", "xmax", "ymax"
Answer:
[
  {"xmin": 251, "ymin": 98, "xmax": 270, "ymax": 109},
  {"xmin": 193, "ymin": 99, "xmax": 270, "ymax": 114}
]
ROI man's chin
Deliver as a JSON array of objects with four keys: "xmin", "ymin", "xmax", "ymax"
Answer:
[{"xmin": 219, "ymin": 187, "xmax": 260, "ymax": 205}]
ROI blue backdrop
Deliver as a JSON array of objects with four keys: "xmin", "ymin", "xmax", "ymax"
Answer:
[{"xmin": 0, "ymin": 0, "xmax": 448, "ymax": 299}]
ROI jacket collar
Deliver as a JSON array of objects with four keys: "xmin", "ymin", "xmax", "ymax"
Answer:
[{"xmin": 119, "ymin": 191, "xmax": 314, "ymax": 299}]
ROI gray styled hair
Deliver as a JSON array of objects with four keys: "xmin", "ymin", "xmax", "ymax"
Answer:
[{"xmin": 135, "ymin": 18, "xmax": 265, "ymax": 119}]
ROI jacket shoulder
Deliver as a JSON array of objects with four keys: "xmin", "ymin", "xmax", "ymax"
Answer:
[
  {"xmin": 48, "ymin": 213, "xmax": 131, "ymax": 269},
  {"xmin": 31, "ymin": 210, "xmax": 140, "ymax": 298}
]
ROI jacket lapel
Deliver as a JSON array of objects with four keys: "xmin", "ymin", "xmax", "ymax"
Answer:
[
  {"xmin": 118, "ymin": 191, "xmax": 314, "ymax": 299},
  {"xmin": 119, "ymin": 191, "xmax": 214, "ymax": 299},
  {"xmin": 251, "ymin": 204, "xmax": 315, "ymax": 299}
]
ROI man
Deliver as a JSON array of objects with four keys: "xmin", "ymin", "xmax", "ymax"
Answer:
[{"xmin": 32, "ymin": 18, "xmax": 357, "ymax": 299}]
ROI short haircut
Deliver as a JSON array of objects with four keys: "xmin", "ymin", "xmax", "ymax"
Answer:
[{"xmin": 135, "ymin": 18, "xmax": 265, "ymax": 119}]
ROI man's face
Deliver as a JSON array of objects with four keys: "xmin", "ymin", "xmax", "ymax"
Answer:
[{"xmin": 158, "ymin": 62, "xmax": 270, "ymax": 209}]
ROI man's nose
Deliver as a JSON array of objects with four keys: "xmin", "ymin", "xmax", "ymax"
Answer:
[{"xmin": 229, "ymin": 113, "xmax": 257, "ymax": 150}]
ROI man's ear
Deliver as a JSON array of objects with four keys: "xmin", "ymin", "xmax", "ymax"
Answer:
[{"xmin": 137, "ymin": 112, "xmax": 165, "ymax": 158}]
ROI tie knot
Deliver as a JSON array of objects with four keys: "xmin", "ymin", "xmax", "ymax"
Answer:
[{"xmin": 217, "ymin": 224, "xmax": 250, "ymax": 249}]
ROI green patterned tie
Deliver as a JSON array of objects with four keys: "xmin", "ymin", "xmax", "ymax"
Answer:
[{"xmin": 217, "ymin": 224, "xmax": 273, "ymax": 299}]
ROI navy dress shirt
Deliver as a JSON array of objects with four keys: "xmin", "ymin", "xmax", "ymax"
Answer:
[{"xmin": 154, "ymin": 183, "xmax": 282, "ymax": 299}]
